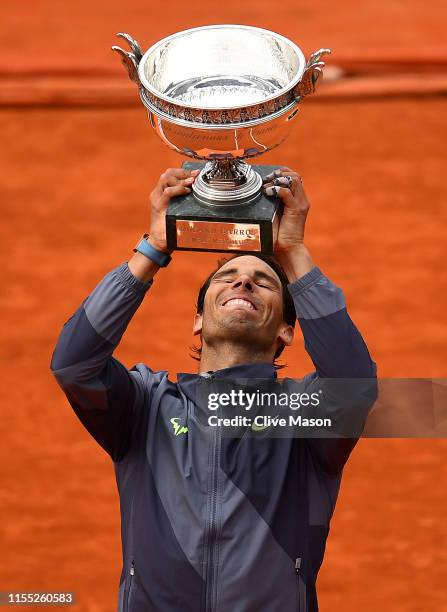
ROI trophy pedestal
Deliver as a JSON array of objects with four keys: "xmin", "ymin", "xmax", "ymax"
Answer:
[{"xmin": 166, "ymin": 162, "xmax": 282, "ymax": 255}]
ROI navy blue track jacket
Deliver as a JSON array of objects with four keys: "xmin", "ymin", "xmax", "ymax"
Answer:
[{"xmin": 51, "ymin": 263, "xmax": 377, "ymax": 612}]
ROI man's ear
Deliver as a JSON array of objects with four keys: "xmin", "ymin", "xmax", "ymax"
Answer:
[
  {"xmin": 193, "ymin": 313, "xmax": 203, "ymax": 336},
  {"xmin": 278, "ymin": 324, "xmax": 294, "ymax": 348}
]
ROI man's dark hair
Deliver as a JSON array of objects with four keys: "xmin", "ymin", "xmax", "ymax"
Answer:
[{"xmin": 191, "ymin": 253, "xmax": 296, "ymax": 368}]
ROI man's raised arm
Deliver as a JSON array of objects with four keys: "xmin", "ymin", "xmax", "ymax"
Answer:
[
  {"xmin": 270, "ymin": 167, "xmax": 377, "ymax": 474},
  {"xmin": 50, "ymin": 168, "xmax": 198, "ymax": 461}
]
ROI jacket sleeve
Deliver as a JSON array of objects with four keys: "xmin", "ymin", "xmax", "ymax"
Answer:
[
  {"xmin": 288, "ymin": 267, "xmax": 378, "ymax": 474},
  {"xmin": 50, "ymin": 262, "xmax": 154, "ymax": 462}
]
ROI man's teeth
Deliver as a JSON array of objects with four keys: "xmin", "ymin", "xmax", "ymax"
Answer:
[{"xmin": 223, "ymin": 299, "xmax": 255, "ymax": 310}]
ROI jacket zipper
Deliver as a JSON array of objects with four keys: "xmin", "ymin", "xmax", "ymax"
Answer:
[
  {"xmin": 204, "ymin": 377, "xmax": 221, "ymax": 612},
  {"xmin": 125, "ymin": 561, "xmax": 135, "ymax": 612},
  {"xmin": 295, "ymin": 558, "xmax": 306, "ymax": 611}
]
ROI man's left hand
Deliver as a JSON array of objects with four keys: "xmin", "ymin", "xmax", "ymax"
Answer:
[
  {"xmin": 262, "ymin": 167, "xmax": 310, "ymax": 254},
  {"xmin": 263, "ymin": 167, "xmax": 314, "ymax": 281}
]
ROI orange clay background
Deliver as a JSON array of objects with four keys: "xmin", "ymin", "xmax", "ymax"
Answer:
[{"xmin": 1, "ymin": 1, "xmax": 446, "ymax": 610}]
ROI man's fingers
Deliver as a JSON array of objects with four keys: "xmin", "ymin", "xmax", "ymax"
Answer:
[
  {"xmin": 158, "ymin": 184, "xmax": 192, "ymax": 205},
  {"xmin": 276, "ymin": 175, "xmax": 304, "ymax": 197},
  {"xmin": 262, "ymin": 167, "xmax": 301, "ymax": 184},
  {"xmin": 157, "ymin": 168, "xmax": 200, "ymax": 190},
  {"xmin": 264, "ymin": 185, "xmax": 294, "ymax": 203},
  {"xmin": 262, "ymin": 167, "xmax": 307, "ymax": 201},
  {"xmin": 274, "ymin": 176, "xmax": 294, "ymax": 189},
  {"xmin": 262, "ymin": 166, "xmax": 303, "ymax": 186},
  {"xmin": 162, "ymin": 174, "xmax": 195, "ymax": 188},
  {"xmin": 263, "ymin": 185, "xmax": 310, "ymax": 214},
  {"xmin": 263, "ymin": 176, "xmax": 302, "ymax": 196}
]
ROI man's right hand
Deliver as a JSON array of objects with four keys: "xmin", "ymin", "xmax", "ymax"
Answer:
[
  {"xmin": 148, "ymin": 167, "xmax": 200, "ymax": 252},
  {"xmin": 128, "ymin": 167, "xmax": 200, "ymax": 283}
]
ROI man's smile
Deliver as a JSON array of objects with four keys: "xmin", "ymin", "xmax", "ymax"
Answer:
[{"xmin": 220, "ymin": 296, "xmax": 258, "ymax": 311}]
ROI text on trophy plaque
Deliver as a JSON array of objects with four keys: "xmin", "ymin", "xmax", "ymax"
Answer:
[{"xmin": 176, "ymin": 220, "xmax": 262, "ymax": 251}]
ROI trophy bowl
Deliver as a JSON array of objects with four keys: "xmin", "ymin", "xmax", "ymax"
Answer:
[{"xmin": 113, "ymin": 25, "xmax": 330, "ymax": 205}]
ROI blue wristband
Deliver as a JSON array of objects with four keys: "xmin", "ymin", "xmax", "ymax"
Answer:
[{"xmin": 133, "ymin": 235, "xmax": 172, "ymax": 267}]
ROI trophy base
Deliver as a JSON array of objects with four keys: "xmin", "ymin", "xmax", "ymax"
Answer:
[{"xmin": 166, "ymin": 162, "xmax": 283, "ymax": 255}]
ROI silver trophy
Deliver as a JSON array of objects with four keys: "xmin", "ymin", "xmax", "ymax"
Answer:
[{"xmin": 113, "ymin": 25, "xmax": 330, "ymax": 253}]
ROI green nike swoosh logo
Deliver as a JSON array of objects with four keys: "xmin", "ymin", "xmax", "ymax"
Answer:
[{"xmin": 170, "ymin": 417, "xmax": 188, "ymax": 436}]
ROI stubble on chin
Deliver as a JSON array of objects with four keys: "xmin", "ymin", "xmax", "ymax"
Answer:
[{"xmin": 219, "ymin": 311, "xmax": 258, "ymax": 329}]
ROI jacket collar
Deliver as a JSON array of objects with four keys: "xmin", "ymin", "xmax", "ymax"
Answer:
[{"xmin": 177, "ymin": 362, "xmax": 276, "ymax": 406}]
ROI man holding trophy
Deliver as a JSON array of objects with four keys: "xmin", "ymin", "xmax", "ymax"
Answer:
[{"xmin": 51, "ymin": 26, "xmax": 376, "ymax": 612}]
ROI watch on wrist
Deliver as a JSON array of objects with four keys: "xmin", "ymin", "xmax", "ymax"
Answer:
[{"xmin": 133, "ymin": 234, "xmax": 172, "ymax": 267}]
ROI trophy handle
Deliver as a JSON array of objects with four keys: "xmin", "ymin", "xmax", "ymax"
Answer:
[
  {"xmin": 293, "ymin": 48, "xmax": 331, "ymax": 101},
  {"xmin": 112, "ymin": 32, "xmax": 143, "ymax": 84}
]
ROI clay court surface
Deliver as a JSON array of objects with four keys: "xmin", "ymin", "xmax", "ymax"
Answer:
[{"xmin": 1, "ymin": 1, "xmax": 447, "ymax": 611}]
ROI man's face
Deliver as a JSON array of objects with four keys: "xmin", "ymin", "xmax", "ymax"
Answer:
[{"xmin": 193, "ymin": 256, "xmax": 294, "ymax": 357}]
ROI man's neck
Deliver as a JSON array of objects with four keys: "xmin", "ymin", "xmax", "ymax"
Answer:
[{"xmin": 198, "ymin": 342, "xmax": 274, "ymax": 374}]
